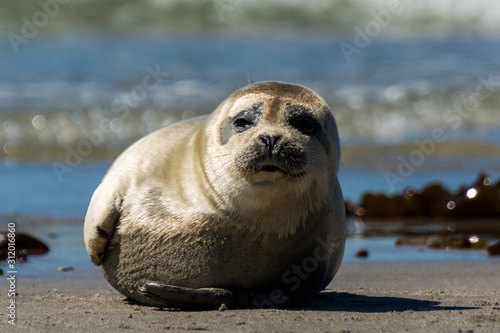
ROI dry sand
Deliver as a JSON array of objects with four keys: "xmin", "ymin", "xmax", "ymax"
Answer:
[{"xmin": 1, "ymin": 261, "xmax": 499, "ymax": 332}]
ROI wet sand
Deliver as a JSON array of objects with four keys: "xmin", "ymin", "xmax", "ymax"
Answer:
[{"xmin": 2, "ymin": 262, "xmax": 499, "ymax": 332}]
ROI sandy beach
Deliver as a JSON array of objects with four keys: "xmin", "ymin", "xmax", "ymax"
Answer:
[
  {"xmin": 2, "ymin": 1, "xmax": 500, "ymax": 332},
  {"xmin": 1, "ymin": 261, "xmax": 497, "ymax": 332}
]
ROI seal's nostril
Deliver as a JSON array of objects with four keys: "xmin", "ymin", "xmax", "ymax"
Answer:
[
  {"xmin": 270, "ymin": 135, "xmax": 282, "ymax": 149},
  {"xmin": 259, "ymin": 135, "xmax": 282, "ymax": 151}
]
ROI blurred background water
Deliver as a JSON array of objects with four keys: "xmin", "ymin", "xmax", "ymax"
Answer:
[{"xmin": 1, "ymin": 0, "xmax": 500, "ymax": 269}]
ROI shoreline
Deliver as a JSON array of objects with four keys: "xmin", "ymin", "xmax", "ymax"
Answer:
[
  {"xmin": 2, "ymin": 262, "xmax": 499, "ymax": 332},
  {"xmin": 4, "ymin": 141, "xmax": 500, "ymax": 166},
  {"xmin": 2, "ymin": 212, "xmax": 500, "ymax": 281}
]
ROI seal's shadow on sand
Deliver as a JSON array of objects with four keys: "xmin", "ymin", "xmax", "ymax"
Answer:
[
  {"xmin": 307, "ymin": 291, "xmax": 477, "ymax": 313},
  {"xmin": 126, "ymin": 292, "xmax": 477, "ymax": 313}
]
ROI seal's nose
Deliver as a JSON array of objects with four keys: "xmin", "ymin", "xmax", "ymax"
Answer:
[{"xmin": 259, "ymin": 135, "xmax": 282, "ymax": 153}]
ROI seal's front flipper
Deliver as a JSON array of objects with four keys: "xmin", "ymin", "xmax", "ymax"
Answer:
[
  {"xmin": 140, "ymin": 283, "xmax": 293, "ymax": 309},
  {"xmin": 140, "ymin": 283, "xmax": 244, "ymax": 309},
  {"xmin": 84, "ymin": 178, "xmax": 123, "ymax": 266}
]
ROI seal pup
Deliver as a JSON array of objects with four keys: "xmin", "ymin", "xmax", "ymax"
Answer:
[{"xmin": 84, "ymin": 81, "xmax": 346, "ymax": 309}]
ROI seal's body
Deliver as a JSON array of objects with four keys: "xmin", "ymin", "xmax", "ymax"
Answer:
[{"xmin": 84, "ymin": 81, "xmax": 346, "ymax": 309}]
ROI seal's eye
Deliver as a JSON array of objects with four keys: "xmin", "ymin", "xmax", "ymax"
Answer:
[
  {"xmin": 234, "ymin": 118, "xmax": 253, "ymax": 129},
  {"xmin": 232, "ymin": 110, "xmax": 260, "ymax": 132},
  {"xmin": 290, "ymin": 116, "xmax": 318, "ymax": 135}
]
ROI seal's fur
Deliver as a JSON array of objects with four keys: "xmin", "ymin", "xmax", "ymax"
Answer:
[{"xmin": 84, "ymin": 81, "xmax": 346, "ymax": 308}]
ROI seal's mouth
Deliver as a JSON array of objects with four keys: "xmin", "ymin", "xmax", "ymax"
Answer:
[
  {"xmin": 236, "ymin": 142, "xmax": 308, "ymax": 180},
  {"xmin": 259, "ymin": 165, "xmax": 284, "ymax": 173},
  {"xmin": 256, "ymin": 164, "xmax": 305, "ymax": 178}
]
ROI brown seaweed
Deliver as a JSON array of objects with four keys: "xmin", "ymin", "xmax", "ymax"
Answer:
[
  {"xmin": 0, "ymin": 232, "xmax": 50, "ymax": 262},
  {"xmin": 487, "ymin": 241, "xmax": 500, "ymax": 256},
  {"xmin": 395, "ymin": 234, "xmax": 487, "ymax": 250},
  {"xmin": 349, "ymin": 173, "xmax": 500, "ymax": 220}
]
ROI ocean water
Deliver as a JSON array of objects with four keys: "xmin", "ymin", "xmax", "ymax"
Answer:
[
  {"xmin": 1, "ymin": 1, "xmax": 500, "ymax": 270},
  {"xmin": 2, "ymin": 35, "xmax": 500, "ymax": 159}
]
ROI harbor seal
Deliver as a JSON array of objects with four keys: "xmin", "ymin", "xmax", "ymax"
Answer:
[{"xmin": 84, "ymin": 81, "xmax": 346, "ymax": 309}]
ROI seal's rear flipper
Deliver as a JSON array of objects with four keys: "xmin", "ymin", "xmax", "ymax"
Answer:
[
  {"xmin": 139, "ymin": 283, "xmax": 292, "ymax": 309},
  {"xmin": 139, "ymin": 283, "xmax": 243, "ymax": 309}
]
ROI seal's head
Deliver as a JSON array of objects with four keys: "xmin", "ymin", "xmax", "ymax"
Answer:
[{"xmin": 202, "ymin": 81, "xmax": 341, "ymax": 236}]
